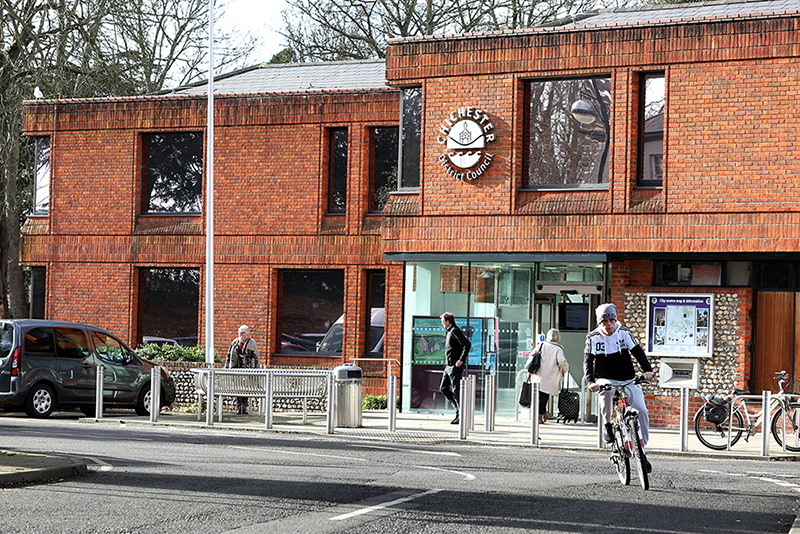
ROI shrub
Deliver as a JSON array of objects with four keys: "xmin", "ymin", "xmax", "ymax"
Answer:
[
  {"xmin": 362, "ymin": 394, "xmax": 400, "ymax": 410},
  {"xmin": 135, "ymin": 343, "xmax": 219, "ymax": 363}
]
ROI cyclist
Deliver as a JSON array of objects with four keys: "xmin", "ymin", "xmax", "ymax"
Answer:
[{"xmin": 585, "ymin": 303, "xmax": 654, "ymax": 471}]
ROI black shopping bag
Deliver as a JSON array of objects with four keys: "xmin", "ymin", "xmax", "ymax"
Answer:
[{"xmin": 518, "ymin": 381, "xmax": 532, "ymax": 408}]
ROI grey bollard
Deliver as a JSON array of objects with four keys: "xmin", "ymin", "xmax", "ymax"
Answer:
[
  {"xmin": 149, "ymin": 366, "xmax": 161, "ymax": 423},
  {"xmin": 679, "ymin": 387, "xmax": 689, "ymax": 452},
  {"xmin": 530, "ymin": 381, "xmax": 540, "ymax": 445},
  {"xmin": 761, "ymin": 391, "xmax": 771, "ymax": 457},
  {"xmin": 264, "ymin": 373, "xmax": 273, "ymax": 430},
  {"xmin": 388, "ymin": 375, "xmax": 397, "ymax": 432},
  {"xmin": 95, "ymin": 364, "xmax": 105, "ymax": 421},
  {"xmin": 459, "ymin": 376, "xmax": 468, "ymax": 439}
]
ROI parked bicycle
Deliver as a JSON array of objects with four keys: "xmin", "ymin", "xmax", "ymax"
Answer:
[
  {"xmin": 599, "ymin": 376, "xmax": 650, "ymax": 490},
  {"xmin": 694, "ymin": 370, "xmax": 800, "ymax": 451}
]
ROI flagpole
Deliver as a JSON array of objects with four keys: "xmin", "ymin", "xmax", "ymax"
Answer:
[{"xmin": 205, "ymin": 0, "xmax": 215, "ymax": 365}]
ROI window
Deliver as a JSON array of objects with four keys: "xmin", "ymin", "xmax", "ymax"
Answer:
[
  {"xmin": 92, "ymin": 332, "xmax": 133, "ymax": 364},
  {"xmin": 655, "ymin": 261, "xmax": 722, "ymax": 286},
  {"xmin": 138, "ymin": 268, "xmax": 199, "ymax": 345},
  {"xmin": 638, "ymin": 73, "xmax": 665, "ymax": 186},
  {"xmin": 24, "ymin": 327, "xmax": 54, "ymax": 357},
  {"xmin": 399, "ymin": 87, "xmax": 421, "ymax": 189},
  {"xmin": 143, "ymin": 132, "xmax": 203, "ymax": 213},
  {"xmin": 370, "ymin": 127, "xmax": 399, "ymax": 212},
  {"xmin": 280, "ymin": 270, "xmax": 344, "ymax": 354},
  {"xmin": 327, "ymin": 128, "xmax": 348, "ymax": 213},
  {"xmin": 366, "ymin": 271, "xmax": 386, "ymax": 353},
  {"xmin": 29, "ymin": 267, "xmax": 46, "ymax": 319},
  {"xmin": 524, "ymin": 77, "xmax": 611, "ymax": 188},
  {"xmin": 54, "ymin": 328, "xmax": 90, "ymax": 359},
  {"xmin": 33, "ymin": 136, "xmax": 50, "ymax": 214}
]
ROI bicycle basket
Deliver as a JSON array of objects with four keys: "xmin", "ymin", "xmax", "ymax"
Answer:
[{"xmin": 705, "ymin": 396, "xmax": 730, "ymax": 425}]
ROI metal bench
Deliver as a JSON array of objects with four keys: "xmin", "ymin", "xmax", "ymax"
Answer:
[{"xmin": 191, "ymin": 368, "xmax": 334, "ymax": 427}]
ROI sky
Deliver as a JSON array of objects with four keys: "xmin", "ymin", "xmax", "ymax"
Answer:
[{"xmin": 218, "ymin": 0, "xmax": 289, "ymax": 63}]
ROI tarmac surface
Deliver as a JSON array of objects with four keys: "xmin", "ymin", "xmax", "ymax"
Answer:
[{"xmin": 2, "ymin": 408, "xmax": 799, "ymax": 531}]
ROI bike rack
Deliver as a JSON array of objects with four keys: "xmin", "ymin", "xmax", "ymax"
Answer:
[{"xmin": 727, "ymin": 392, "xmax": 773, "ymax": 456}]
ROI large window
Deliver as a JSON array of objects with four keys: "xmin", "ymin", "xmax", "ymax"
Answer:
[
  {"xmin": 280, "ymin": 270, "xmax": 344, "ymax": 354},
  {"xmin": 638, "ymin": 73, "xmax": 665, "ymax": 186},
  {"xmin": 143, "ymin": 132, "xmax": 203, "ymax": 213},
  {"xmin": 366, "ymin": 270, "xmax": 386, "ymax": 353},
  {"xmin": 524, "ymin": 77, "xmax": 611, "ymax": 188},
  {"xmin": 138, "ymin": 268, "xmax": 199, "ymax": 346},
  {"xmin": 33, "ymin": 136, "xmax": 50, "ymax": 214},
  {"xmin": 370, "ymin": 127, "xmax": 399, "ymax": 212},
  {"xmin": 399, "ymin": 87, "xmax": 421, "ymax": 189},
  {"xmin": 327, "ymin": 128, "xmax": 348, "ymax": 213}
]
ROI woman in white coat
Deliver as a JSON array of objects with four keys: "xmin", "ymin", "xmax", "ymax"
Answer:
[{"xmin": 528, "ymin": 328, "xmax": 569, "ymax": 424}]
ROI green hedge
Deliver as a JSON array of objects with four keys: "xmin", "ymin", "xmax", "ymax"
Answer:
[
  {"xmin": 135, "ymin": 342, "xmax": 219, "ymax": 363},
  {"xmin": 362, "ymin": 394, "xmax": 400, "ymax": 410}
]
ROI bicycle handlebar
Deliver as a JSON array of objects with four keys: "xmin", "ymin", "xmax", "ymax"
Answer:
[{"xmin": 598, "ymin": 376, "xmax": 649, "ymax": 392}]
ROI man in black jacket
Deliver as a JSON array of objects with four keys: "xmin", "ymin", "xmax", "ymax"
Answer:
[{"xmin": 439, "ymin": 312, "xmax": 471, "ymax": 424}]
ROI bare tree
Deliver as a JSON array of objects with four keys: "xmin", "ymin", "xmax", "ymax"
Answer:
[
  {"xmin": 0, "ymin": 0, "xmax": 253, "ymax": 318},
  {"xmin": 281, "ymin": 0, "xmax": 642, "ymax": 62}
]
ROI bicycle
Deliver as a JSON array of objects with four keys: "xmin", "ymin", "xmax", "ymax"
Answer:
[
  {"xmin": 599, "ymin": 376, "xmax": 650, "ymax": 490},
  {"xmin": 694, "ymin": 370, "xmax": 800, "ymax": 451}
]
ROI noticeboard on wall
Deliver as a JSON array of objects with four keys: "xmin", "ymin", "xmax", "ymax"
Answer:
[{"xmin": 646, "ymin": 293, "xmax": 713, "ymax": 357}]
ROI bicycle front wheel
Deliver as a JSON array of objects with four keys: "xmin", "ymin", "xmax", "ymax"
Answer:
[
  {"xmin": 611, "ymin": 426, "xmax": 630, "ymax": 485},
  {"xmin": 694, "ymin": 406, "xmax": 743, "ymax": 450},
  {"xmin": 627, "ymin": 418, "xmax": 649, "ymax": 490},
  {"xmin": 771, "ymin": 402, "xmax": 800, "ymax": 452}
]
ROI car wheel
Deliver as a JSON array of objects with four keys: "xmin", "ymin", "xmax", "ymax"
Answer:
[
  {"xmin": 25, "ymin": 384, "xmax": 55, "ymax": 418},
  {"xmin": 136, "ymin": 385, "xmax": 151, "ymax": 416}
]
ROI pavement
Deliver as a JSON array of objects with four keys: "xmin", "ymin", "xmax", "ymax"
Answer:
[{"xmin": 2, "ymin": 408, "xmax": 799, "ymax": 531}]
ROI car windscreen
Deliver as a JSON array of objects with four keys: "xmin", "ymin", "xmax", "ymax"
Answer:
[
  {"xmin": 316, "ymin": 323, "xmax": 343, "ymax": 353},
  {"xmin": 0, "ymin": 324, "xmax": 13, "ymax": 359}
]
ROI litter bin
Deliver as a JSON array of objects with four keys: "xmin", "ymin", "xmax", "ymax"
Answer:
[{"xmin": 333, "ymin": 364, "xmax": 362, "ymax": 428}]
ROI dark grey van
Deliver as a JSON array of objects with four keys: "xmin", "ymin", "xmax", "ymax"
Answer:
[{"xmin": 0, "ymin": 320, "xmax": 175, "ymax": 418}]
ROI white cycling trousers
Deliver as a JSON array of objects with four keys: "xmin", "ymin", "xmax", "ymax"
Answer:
[{"xmin": 598, "ymin": 380, "xmax": 650, "ymax": 447}]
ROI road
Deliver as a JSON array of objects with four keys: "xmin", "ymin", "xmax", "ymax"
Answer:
[{"xmin": 0, "ymin": 412, "xmax": 798, "ymax": 533}]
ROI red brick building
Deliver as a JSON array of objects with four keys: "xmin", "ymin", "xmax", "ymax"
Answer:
[{"xmin": 21, "ymin": 1, "xmax": 800, "ymax": 425}]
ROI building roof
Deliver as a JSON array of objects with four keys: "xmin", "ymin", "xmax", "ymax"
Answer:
[
  {"xmin": 171, "ymin": 59, "xmax": 389, "ymax": 96},
  {"xmin": 568, "ymin": 0, "xmax": 800, "ymax": 28}
]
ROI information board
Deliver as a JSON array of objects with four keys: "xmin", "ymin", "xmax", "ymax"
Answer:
[{"xmin": 646, "ymin": 293, "xmax": 713, "ymax": 357}]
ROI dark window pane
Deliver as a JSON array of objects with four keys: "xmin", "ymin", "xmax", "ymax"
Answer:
[
  {"xmin": 328, "ymin": 129, "xmax": 348, "ymax": 213},
  {"xmin": 29, "ymin": 267, "xmax": 46, "ymax": 319},
  {"xmin": 370, "ymin": 127, "xmax": 399, "ymax": 212},
  {"xmin": 759, "ymin": 262, "xmax": 794, "ymax": 290},
  {"xmin": 0, "ymin": 324, "xmax": 12, "ymax": 359},
  {"xmin": 139, "ymin": 268, "xmax": 199, "ymax": 345},
  {"xmin": 280, "ymin": 270, "xmax": 344, "ymax": 353},
  {"xmin": 366, "ymin": 271, "xmax": 386, "ymax": 353},
  {"xmin": 399, "ymin": 88, "xmax": 421, "ymax": 189},
  {"xmin": 34, "ymin": 136, "xmax": 50, "ymax": 214},
  {"xmin": 638, "ymin": 73, "xmax": 665, "ymax": 185},
  {"xmin": 525, "ymin": 77, "xmax": 611, "ymax": 187},
  {"xmin": 54, "ymin": 328, "xmax": 90, "ymax": 359},
  {"xmin": 144, "ymin": 132, "xmax": 203, "ymax": 213},
  {"xmin": 24, "ymin": 327, "xmax": 54, "ymax": 355}
]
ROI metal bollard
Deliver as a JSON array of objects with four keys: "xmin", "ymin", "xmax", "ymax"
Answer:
[
  {"xmin": 326, "ymin": 373, "xmax": 335, "ymax": 434},
  {"xmin": 530, "ymin": 381, "xmax": 540, "ymax": 445},
  {"xmin": 484, "ymin": 375, "xmax": 496, "ymax": 432},
  {"xmin": 459, "ymin": 376, "xmax": 468, "ymax": 439},
  {"xmin": 388, "ymin": 375, "xmax": 397, "ymax": 432},
  {"xmin": 761, "ymin": 391, "xmax": 771, "ymax": 457},
  {"xmin": 597, "ymin": 407, "xmax": 606, "ymax": 449},
  {"xmin": 679, "ymin": 387, "xmax": 689, "ymax": 452},
  {"xmin": 206, "ymin": 369, "xmax": 215, "ymax": 426},
  {"xmin": 469, "ymin": 375, "xmax": 476, "ymax": 431},
  {"xmin": 149, "ymin": 366, "xmax": 162, "ymax": 423},
  {"xmin": 264, "ymin": 373, "xmax": 273, "ymax": 430},
  {"xmin": 95, "ymin": 364, "xmax": 105, "ymax": 421}
]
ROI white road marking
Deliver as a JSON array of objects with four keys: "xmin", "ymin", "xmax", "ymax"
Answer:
[
  {"xmin": 329, "ymin": 488, "xmax": 443, "ymax": 521},
  {"xmin": 229, "ymin": 446, "xmax": 367, "ymax": 462},
  {"xmin": 699, "ymin": 469, "xmax": 800, "ymax": 492},
  {"xmin": 87, "ymin": 458, "xmax": 112, "ymax": 471},
  {"xmin": 349, "ymin": 444, "xmax": 461, "ymax": 457},
  {"xmin": 413, "ymin": 465, "xmax": 476, "ymax": 481}
]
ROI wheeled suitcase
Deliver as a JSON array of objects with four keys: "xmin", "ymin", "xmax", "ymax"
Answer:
[{"xmin": 556, "ymin": 388, "xmax": 580, "ymax": 423}]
